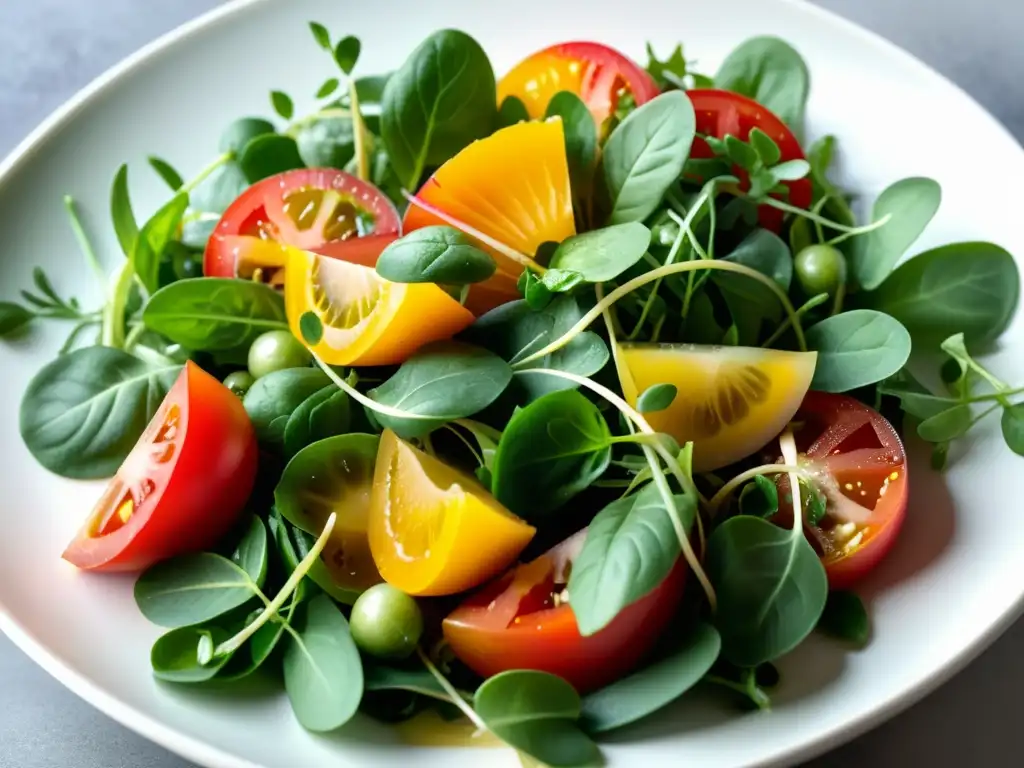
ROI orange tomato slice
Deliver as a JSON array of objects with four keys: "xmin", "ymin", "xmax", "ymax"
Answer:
[
  {"xmin": 284, "ymin": 248, "xmax": 474, "ymax": 367},
  {"xmin": 368, "ymin": 430, "xmax": 536, "ymax": 596},
  {"xmin": 403, "ymin": 120, "xmax": 575, "ymax": 314}
]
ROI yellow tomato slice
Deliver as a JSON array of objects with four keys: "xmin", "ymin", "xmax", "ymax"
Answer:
[
  {"xmin": 368, "ymin": 430, "xmax": 536, "ymax": 596},
  {"xmin": 497, "ymin": 51, "xmax": 585, "ymax": 120},
  {"xmin": 284, "ymin": 248, "xmax": 474, "ymax": 367},
  {"xmin": 617, "ymin": 344, "xmax": 817, "ymax": 471},
  {"xmin": 403, "ymin": 120, "xmax": 575, "ymax": 314}
]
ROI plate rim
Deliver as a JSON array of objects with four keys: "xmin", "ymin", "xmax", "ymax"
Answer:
[{"xmin": 1, "ymin": 1, "xmax": 1022, "ymax": 766}]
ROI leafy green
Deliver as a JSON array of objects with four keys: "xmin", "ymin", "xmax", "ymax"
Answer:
[
  {"xmin": 637, "ymin": 383, "xmax": 677, "ymax": 413},
  {"xmin": 492, "ymin": 390, "xmax": 612, "ymax": 520},
  {"xmin": 549, "ymin": 223, "xmax": 651, "ymax": 282},
  {"xmin": 818, "ymin": 590, "xmax": 869, "ymax": 646},
  {"xmin": 376, "ymin": 226, "xmax": 496, "ymax": 284},
  {"xmin": 110, "ymin": 164, "xmax": 139, "ymax": 257},
  {"xmin": 134, "ymin": 193, "xmax": 190, "ymax": 293},
  {"xmin": 283, "ymin": 386, "xmax": 352, "ymax": 458},
  {"xmin": 238, "ymin": 134, "xmax": 305, "ymax": 182},
  {"xmin": 603, "ymin": 91, "xmax": 696, "ymax": 224},
  {"xmin": 0, "ymin": 302, "xmax": 32, "ymax": 335},
  {"xmin": 715, "ymin": 36, "xmax": 810, "ymax": 132},
  {"xmin": 309, "ymin": 21, "xmax": 331, "ymax": 50},
  {"xmin": 917, "ymin": 404, "xmax": 973, "ymax": 442},
  {"xmin": 271, "ymin": 90, "xmax": 294, "ymax": 120},
  {"xmin": 243, "ymin": 368, "xmax": 330, "ymax": 445},
  {"xmin": 1002, "ymin": 403, "xmax": 1024, "ymax": 456},
  {"xmin": 231, "ymin": 515, "xmax": 269, "ymax": 588},
  {"xmin": 151, "ymin": 625, "xmax": 233, "ymax": 683},
  {"xmin": 295, "ymin": 117, "xmax": 354, "ymax": 169},
  {"xmin": 499, "ymin": 95, "xmax": 530, "ymax": 128},
  {"xmin": 645, "ymin": 43, "xmax": 713, "ymax": 90},
  {"xmin": 134, "ymin": 553, "xmax": 256, "ymax": 628},
  {"xmin": 806, "ymin": 310, "xmax": 912, "ymax": 392},
  {"xmin": 218, "ymin": 117, "xmax": 277, "ymax": 154},
  {"xmin": 316, "ymin": 78, "xmax": 341, "ymax": 99},
  {"xmin": 334, "ymin": 35, "xmax": 361, "ymax": 74},
  {"xmin": 19, "ymin": 347, "xmax": 181, "ymax": 479},
  {"xmin": 545, "ymin": 91, "xmax": 597, "ymax": 195},
  {"xmin": 713, "ymin": 228, "xmax": 792, "ymax": 344},
  {"xmin": 148, "ymin": 156, "xmax": 184, "ymax": 192},
  {"xmin": 364, "ymin": 660, "xmax": 447, "ymax": 699},
  {"xmin": 298, "ymin": 312, "xmax": 323, "ymax": 346},
  {"xmin": 738, "ymin": 474, "xmax": 779, "ymax": 518}
]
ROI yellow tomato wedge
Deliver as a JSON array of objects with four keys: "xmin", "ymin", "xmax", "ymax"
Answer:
[
  {"xmin": 497, "ymin": 51, "xmax": 586, "ymax": 120},
  {"xmin": 284, "ymin": 247, "xmax": 474, "ymax": 367},
  {"xmin": 617, "ymin": 344, "xmax": 818, "ymax": 471},
  {"xmin": 403, "ymin": 120, "xmax": 575, "ymax": 314},
  {"xmin": 368, "ymin": 429, "xmax": 536, "ymax": 596}
]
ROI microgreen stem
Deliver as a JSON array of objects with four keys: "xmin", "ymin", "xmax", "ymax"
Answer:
[
  {"xmin": 761, "ymin": 293, "xmax": 829, "ymax": 348},
  {"xmin": 811, "ymin": 195, "xmax": 829, "ymax": 243},
  {"xmin": 101, "ymin": 259, "xmax": 135, "ymax": 348},
  {"xmin": 63, "ymin": 196, "xmax": 107, "ymax": 291},
  {"xmin": 312, "ymin": 353, "xmax": 436, "ymax": 422},
  {"xmin": 212, "ymin": 512, "xmax": 337, "ymax": 659},
  {"xmin": 181, "ymin": 151, "xmax": 233, "ymax": 195},
  {"xmin": 454, "ymin": 418, "xmax": 503, "ymax": 443},
  {"xmin": 704, "ymin": 673, "xmax": 771, "ymax": 710},
  {"xmin": 706, "ymin": 463, "xmax": 813, "ymax": 514},
  {"xmin": 417, "ymin": 647, "xmax": 487, "ymax": 731},
  {"xmin": 123, "ymin": 322, "xmax": 146, "ymax": 352},
  {"xmin": 824, "ymin": 215, "xmax": 892, "ymax": 247},
  {"xmin": 745, "ymin": 188, "xmax": 892, "ymax": 237},
  {"xmin": 348, "ymin": 80, "xmax": 370, "ymax": 182},
  {"xmin": 628, "ymin": 225, "xmax": 685, "ymax": 340},
  {"xmin": 779, "ymin": 430, "xmax": 803, "ymax": 534}
]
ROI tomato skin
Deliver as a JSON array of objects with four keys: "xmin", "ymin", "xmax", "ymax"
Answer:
[
  {"xmin": 686, "ymin": 89, "xmax": 812, "ymax": 231},
  {"xmin": 554, "ymin": 41, "xmax": 661, "ymax": 120},
  {"xmin": 62, "ymin": 362, "xmax": 258, "ymax": 572},
  {"xmin": 442, "ymin": 543, "xmax": 687, "ymax": 693}
]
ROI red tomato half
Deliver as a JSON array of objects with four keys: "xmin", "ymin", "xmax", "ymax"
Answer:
[
  {"xmin": 781, "ymin": 392, "xmax": 908, "ymax": 588},
  {"xmin": 203, "ymin": 168, "xmax": 400, "ymax": 282},
  {"xmin": 62, "ymin": 362, "xmax": 258, "ymax": 572},
  {"xmin": 687, "ymin": 89, "xmax": 812, "ymax": 232},
  {"xmin": 442, "ymin": 531, "xmax": 687, "ymax": 693}
]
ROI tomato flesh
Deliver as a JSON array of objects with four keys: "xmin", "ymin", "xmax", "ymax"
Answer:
[
  {"xmin": 686, "ymin": 89, "xmax": 812, "ymax": 232},
  {"xmin": 442, "ymin": 531, "xmax": 687, "ymax": 693},
  {"xmin": 203, "ymin": 168, "xmax": 400, "ymax": 282},
  {"xmin": 62, "ymin": 362, "xmax": 258, "ymax": 572}
]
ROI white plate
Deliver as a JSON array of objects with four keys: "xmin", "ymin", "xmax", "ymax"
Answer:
[{"xmin": 1, "ymin": 0, "xmax": 1022, "ymax": 766}]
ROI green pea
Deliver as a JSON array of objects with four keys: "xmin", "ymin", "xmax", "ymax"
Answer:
[
  {"xmin": 794, "ymin": 244, "xmax": 847, "ymax": 296},
  {"xmin": 223, "ymin": 371, "xmax": 255, "ymax": 398},
  {"xmin": 247, "ymin": 330, "xmax": 311, "ymax": 379},
  {"xmin": 349, "ymin": 583, "xmax": 424, "ymax": 660}
]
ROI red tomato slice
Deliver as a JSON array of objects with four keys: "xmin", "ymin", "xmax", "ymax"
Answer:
[
  {"xmin": 686, "ymin": 89, "xmax": 812, "ymax": 232},
  {"xmin": 442, "ymin": 530, "xmax": 687, "ymax": 693},
  {"xmin": 203, "ymin": 168, "xmax": 400, "ymax": 282},
  {"xmin": 780, "ymin": 392, "xmax": 908, "ymax": 588},
  {"xmin": 62, "ymin": 362, "xmax": 258, "ymax": 572}
]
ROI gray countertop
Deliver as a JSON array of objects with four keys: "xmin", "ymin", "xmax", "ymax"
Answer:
[{"xmin": 2, "ymin": 1, "xmax": 1023, "ymax": 766}]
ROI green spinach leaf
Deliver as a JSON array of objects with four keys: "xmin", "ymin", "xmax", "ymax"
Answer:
[
  {"xmin": 499, "ymin": 95, "xmax": 530, "ymax": 128},
  {"xmin": 1002, "ymin": 403, "xmax": 1024, "ymax": 456},
  {"xmin": 545, "ymin": 91, "xmax": 597, "ymax": 195},
  {"xmin": 296, "ymin": 117, "xmax": 355, "ymax": 169},
  {"xmin": 817, "ymin": 590, "xmax": 869, "ymax": 646},
  {"xmin": 243, "ymin": 368, "xmax": 330, "ymax": 445},
  {"xmin": 715, "ymin": 36, "xmax": 810, "ymax": 132},
  {"xmin": 636, "ymin": 383, "xmax": 677, "ymax": 413},
  {"xmin": 806, "ymin": 309, "xmax": 912, "ymax": 392},
  {"xmin": 364, "ymin": 660, "xmax": 448, "ymax": 699},
  {"xmin": 134, "ymin": 553, "xmax": 257, "ymax": 628},
  {"xmin": 283, "ymin": 385, "xmax": 352, "ymax": 458},
  {"xmin": 713, "ymin": 228, "xmax": 791, "ymax": 344},
  {"xmin": 239, "ymin": 134, "xmax": 305, "ymax": 182},
  {"xmin": 738, "ymin": 474, "xmax": 779, "ymax": 518},
  {"xmin": 231, "ymin": 514, "xmax": 269, "ymax": 588},
  {"xmin": 151, "ymin": 625, "xmax": 233, "ymax": 683},
  {"xmin": 549, "ymin": 222, "xmax": 651, "ymax": 282},
  {"xmin": 219, "ymin": 117, "xmax": 276, "ymax": 154},
  {"xmin": 376, "ymin": 226, "xmax": 496, "ymax": 284},
  {"xmin": 134, "ymin": 193, "xmax": 190, "ymax": 293}
]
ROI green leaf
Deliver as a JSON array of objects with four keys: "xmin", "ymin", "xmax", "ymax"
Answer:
[
  {"xmin": 713, "ymin": 228, "xmax": 792, "ymax": 345},
  {"xmin": 715, "ymin": 36, "xmax": 810, "ymax": 132},
  {"xmin": 0, "ymin": 302, "xmax": 32, "ymax": 335},
  {"xmin": 545, "ymin": 91, "xmax": 597, "ymax": 195},
  {"xmin": 151, "ymin": 625, "xmax": 233, "ymax": 683},
  {"xmin": 738, "ymin": 474, "xmax": 779, "ymax": 518},
  {"xmin": 917, "ymin": 404, "xmax": 973, "ymax": 442},
  {"xmin": 239, "ymin": 134, "xmax": 305, "ymax": 183},
  {"xmin": 218, "ymin": 117, "xmax": 277, "ymax": 155},
  {"xmin": 1001, "ymin": 403, "xmax": 1024, "ymax": 456},
  {"xmin": 549, "ymin": 222, "xmax": 651, "ymax": 283},
  {"xmin": 267, "ymin": 510, "xmax": 318, "ymax": 602},
  {"xmin": 283, "ymin": 385, "xmax": 351, "ymax": 457},
  {"xmin": 806, "ymin": 310, "xmax": 912, "ymax": 392},
  {"xmin": 243, "ymin": 368, "xmax": 330, "ymax": 445},
  {"xmin": 499, "ymin": 95, "xmax": 530, "ymax": 128},
  {"xmin": 381, "ymin": 30, "xmax": 497, "ymax": 190},
  {"xmin": 492, "ymin": 390, "xmax": 612, "ymax": 520},
  {"xmin": 133, "ymin": 193, "xmax": 189, "ymax": 293},
  {"xmin": 295, "ymin": 117, "xmax": 354, "ymax": 169},
  {"xmin": 376, "ymin": 226, "xmax": 496, "ymax": 284},
  {"xmin": 19, "ymin": 347, "xmax": 181, "ymax": 480},
  {"xmin": 603, "ymin": 91, "xmax": 696, "ymax": 224},
  {"xmin": 748, "ymin": 128, "xmax": 781, "ymax": 166},
  {"xmin": 879, "ymin": 378, "xmax": 958, "ymax": 423},
  {"xmin": 134, "ymin": 553, "xmax": 256, "ymax": 628},
  {"xmin": 231, "ymin": 515, "xmax": 269, "ymax": 588},
  {"xmin": 148, "ymin": 156, "xmax": 184, "ymax": 191},
  {"xmin": 569, "ymin": 483, "xmax": 695, "ymax": 636},
  {"xmin": 309, "ymin": 21, "xmax": 331, "ymax": 50},
  {"xmin": 283, "ymin": 594, "xmax": 364, "ymax": 731},
  {"xmin": 724, "ymin": 134, "xmax": 759, "ymax": 170},
  {"xmin": 817, "ymin": 590, "xmax": 869, "ymax": 646},
  {"xmin": 316, "ymin": 78, "xmax": 341, "ymax": 99},
  {"xmin": 143, "ymin": 278, "xmax": 287, "ymax": 351},
  {"xmin": 298, "ymin": 311, "xmax": 323, "ymax": 346},
  {"xmin": 540, "ymin": 268, "xmax": 585, "ymax": 293},
  {"xmin": 186, "ymin": 162, "xmax": 249, "ymax": 228},
  {"xmin": 364, "ymin": 660, "xmax": 448, "ymax": 699},
  {"xmin": 580, "ymin": 623, "xmax": 720, "ymax": 733},
  {"xmin": 271, "ymin": 90, "xmax": 294, "ymax": 120},
  {"xmin": 865, "ymin": 242, "xmax": 1019, "ymax": 347},
  {"xmin": 334, "ymin": 35, "xmax": 361, "ymax": 75},
  {"xmin": 369, "ymin": 342, "xmax": 512, "ymax": 438},
  {"xmin": 475, "ymin": 670, "xmax": 602, "ymax": 768},
  {"xmin": 770, "ymin": 159, "xmax": 810, "ymax": 181},
  {"xmin": 706, "ymin": 515, "xmax": 828, "ymax": 666},
  {"xmin": 637, "ymin": 383, "xmax": 677, "ymax": 413},
  {"xmin": 110, "ymin": 164, "xmax": 139, "ymax": 258},
  {"xmin": 851, "ymin": 177, "xmax": 942, "ymax": 290}
]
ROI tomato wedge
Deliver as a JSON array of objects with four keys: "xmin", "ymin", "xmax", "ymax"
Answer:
[
  {"xmin": 775, "ymin": 392, "xmax": 908, "ymax": 588},
  {"xmin": 687, "ymin": 89, "xmax": 812, "ymax": 232},
  {"xmin": 442, "ymin": 531, "xmax": 687, "ymax": 693},
  {"xmin": 62, "ymin": 362, "xmax": 258, "ymax": 572},
  {"xmin": 203, "ymin": 168, "xmax": 401, "ymax": 283},
  {"xmin": 498, "ymin": 41, "xmax": 660, "ymax": 127}
]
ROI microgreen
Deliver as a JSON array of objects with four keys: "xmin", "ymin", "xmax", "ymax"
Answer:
[
  {"xmin": 645, "ymin": 43, "xmax": 713, "ymax": 90},
  {"xmin": 817, "ymin": 591, "xmax": 870, "ymax": 646},
  {"xmin": 636, "ymin": 383, "xmax": 678, "ymax": 413},
  {"xmin": 714, "ymin": 36, "xmax": 810, "ymax": 134},
  {"xmin": 334, "ymin": 35, "xmax": 361, "ymax": 75},
  {"xmin": 376, "ymin": 226, "xmax": 496, "ymax": 284},
  {"xmin": 806, "ymin": 309, "xmax": 912, "ymax": 392},
  {"xmin": 738, "ymin": 475, "xmax": 779, "ymax": 518},
  {"xmin": 270, "ymin": 90, "xmax": 295, "ymax": 120},
  {"xmin": 135, "ymin": 553, "xmax": 261, "ymax": 628}
]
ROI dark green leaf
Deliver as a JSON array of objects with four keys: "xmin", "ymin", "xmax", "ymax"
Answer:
[
  {"xmin": 713, "ymin": 228, "xmax": 792, "ymax": 344},
  {"xmin": 271, "ymin": 90, "xmax": 294, "ymax": 120},
  {"xmin": 546, "ymin": 91, "xmax": 597, "ymax": 194},
  {"xmin": 917, "ymin": 404, "xmax": 973, "ymax": 442},
  {"xmin": 499, "ymin": 95, "xmax": 530, "ymax": 128},
  {"xmin": 151, "ymin": 625, "xmax": 232, "ymax": 683},
  {"xmin": 187, "ymin": 162, "xmax": 249, "ymax": 220},
  {"xmin": 492, "ymin": 390, "xmax": 612, "ymax": 520},
  {"xmin": 148, "ymin": 156, "xmax": 184, "ymax": 191},
  {"xmin": 0, "ymin": 302, "xmax": 32, "ymax": 335},
  {"xmin": 818, "ymin": 590, "xmax": 869, "ymax": 646},
  {"xmin": 715, "ymin": 36, "xmax": 810, "ymax": 131},
  {"xmin": 316, "ymin": 78, "xmax": 340, "ymax": 99},
  {"xmin": 364, "ymin": 660, "xmax": 448, "ymax": 699},
  {"xmin": 110, "ymin": 164, "xmax": 139, "ymax": 258},
  {"xmin": 376, "ymin": 226, "xmax": 496, "ymax": 284},
  {"xmin": 806, "ymin": 310, "xmax": 912, "ymax": 392},
  {"xmin": 603, "ymin": 91, "xmax": 696, "ymax": 224},
  {"xmin": 865, "ymin": 242, "xmax": 1019, "ymax": 347},
  {"xmin": 524, "ymin": 277, "xmax": 553, "ymax": 310},
  {"xmin": 334, "ymin": 35, "xmax": 361, "ymax": 74},
  {"xmin": 133, "ymin": 193, "xmax": 189, "ymax": 293},
  {"xmin": 231, "ymin": 515, "xmax": 269, "ymax": 588},
  {"xmin": 218, "ymin": 117, "xmax": 277, "ymax": 155},
  {"xmin": 724, "ymin": 134, "xmax": 759, "ymax": 170},
  {"xmin": 549, "ymin": 222, "xmax": 651, "ymax": 282},
  {"xmin": 738, "ymin": 474, "xmax": 779, "ymax": 518},
  {"xmin": 748, "ymin": 128, "xmax": 781, "ymax": 166},
  {"xmin": 295, "ymin": 117, "xmax": 354, "ymax": 169},
  {"xmin": 931, "ymin": 441, "xmax": 950, "ymax": 471},
  {"xmin": 569, "ymin": 483, "xmax": 695, "ymax": 635},
  {"xmin": 298, "ymin": 311, "xmax": 323, "ymax": 346},
  {"xmin": 580, "ymin": 623, "xmax": 721, "ymax": 733},
  {"xmin": 309, "ymin": 21, "xmax": 331, "ymax": 50},
  {"xmin": 239, "ymin": 134, "xmax": 305, "ymax": 183},
  {"xmin": 851, "ymin": 177, "xmax": 941, "ymax": 290},
  {"xmin": 283, "ymin": 385, "xmax": 351, "ymax": 457},
  {"xmin": 381, "ymin": 30, "xmax": 497, "ymax": 189},
  {"xmin": 135, "ymin": 553, "xmax": 256, "ymax": 628},
  {"xmin": 540, "ymin": 268, "xmax": 585, "ymax": 293},
  {"xmin": 143, "ymin": 278, "xmax": 287, "ymax": 351},
  {"xmin": 1001, "ymin": 404, "xmax": 1024, "ymax": 456},
  {"xmin": 19, "ymin": 347, "xmax": 181, "ymax": 479},
  {"xmin": 808, "ymin": 134, "xmax": 836, "ymax": 189},
  {"xmin": 637, "ymin": 383, "xmax": 677, "ymax": 413},
  {"xmin": 243, "ymin": 368, "xmax": 330, "ymax": 445},
  {"xmin": 804, "ymin": 482, "xmax": 827, "ymax": 526}
]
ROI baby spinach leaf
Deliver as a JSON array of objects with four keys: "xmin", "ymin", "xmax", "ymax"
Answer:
[
  {"xmin": 499, "ymin": 95, "xmax": 530, "ymax": 128},
  {"xmin": 309, "ymin": 21, "xmax": 331, "ymax": 50},
  {"xmin": 637, "ymin": 383, "xmax": 677, "ymax": 413},
  {"xmin": 267, "ymin": 510, "xmax": 318, "ymax": 602},
  {"xmin": 283, "ymin": 386, "xmax": 352, "ymax": 458},
  {"xmin": 715, "ymin": 36, "xmax": 810, "ymax": 133},
  {"xmin": 917, "ymin": 404, "xmax": 973, "ymax": 442},
  {"xmin": 219, "ymin": 117, "xmax": 276, "ymax": 154},
  {"xmin": 271, "ymin": 90, "xmax": 294, "ymax": 120},
  {"xmin": 851, "ymin": 177, "xmax": 941, "ymax": 290},
  {"xmin": 148, "ymin": 156, "xmax": 184, "ymax": 192},
  {"xmin": 549, "ymin": 223, "xmax": 651, "ymax": 282},
  {"xmin": 806, "ymin": 309, "xmax": 912, "ymax": 392},
  {"xmin": 817, "ymin": 590, "xmax": 869, "ymax": 646},
  {"xmin": 492, "ymin": 390, "xmax": 612, "ymax": 520},
  {"xmin": 370, "ymin": 342, "xmax": 512, "ymax": 438},
  {"xmin": 475, "ymin": 670, "xmax": 602, "ymax": 768},
  {"xmin": 540, "ymin": 269, "xmax": 585, "ymax": 294},
  {"xmin": 364, "ymin": 660, "xmax": 448, "ymax": 699},
  {"xmin": 239, "ymin": 134, "xmax": 305, "ymax": 183},
  {"xmin": 151, "ymin": 625, "xmax": 233, "ymax": 683},
  {"xmin": 231, "ymin": 515, "xmax": 269, "ymax": 588},
  {"xmin": 19, "ymin": 347, "xmax": 181, "ymax": 480},
  {"xmin": 545, "ymin": 91, "xmax": 597, "ymax": 194},
  {"xmin": 580, "ymin": 623, "xmax": 721, "ymax": 733},
  {"xmin": 110, "ymin": 164, "xmax": 139, "ymax": 257},
  {"xmin": 186, "ymin": 162, "xmax": 249, "ymax": 232},
  {"xmin": 296, "ymin": 117, "xmax": 354, "ymax": 169},
  {"xmin": 298, "ymin": 312, "xmax": 323, "ymax": 346},
  {"xmin": 135, "ymin": 553, "xmax": 257, "ymax": 628},
  {"xmin": 569, "ymin": 483, "xmax": 695, "ymax": 636},
  {"xmin": 143, "ymin": 278, "xmax": 288, "ymax": 351},
  {"xmin": 243, "ymin": 368, "xmax": 330, "ymax": 445},
  {"xmin": 1001, "ymin": 403, "xmax": 1024, "ymax": 456},
  {"xmin": 376, "ymin": 226, "xmax": 496, "ymax": 284},
  {"xmin": 381, "ymin": 30, "xmax": 497, "ymax": 190},
  {"xmin": 603, "ymin": 91, "xmax": 696, "ymax": 224},
  {"xmin": 134, "ymin": 193, "xmax": 190, "ymax": 293},
  {"xmin": 334, "ymin": 35, "xmax": 361, "ymax": 75},
  {"xmin": 283, "ymin": 594, "xmax": 364, "ymax": 732},
  {"xmin": 738, "ymin": 474, "xmax": 779, "ymax": 518},
  {"xmin": 865, "ymin": 241, "xmax": 1020, "ymax": 347},
  {"xmin": 713, "ymin": 228, "xmax": 791, "ymax": 344},
  {"xmin": 706, "ymin": 515, "xmax": 828, "ymax": 666}
]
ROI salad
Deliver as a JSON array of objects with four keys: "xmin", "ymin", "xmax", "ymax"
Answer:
[{"xmin": 3, "ymin": 20, "xmax": 1023, "ymax": 767}]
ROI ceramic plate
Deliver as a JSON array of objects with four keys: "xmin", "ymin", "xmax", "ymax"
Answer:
[{"xmin": 2, "ymin": 0, "xmax": 1022, "ymax": 766}]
